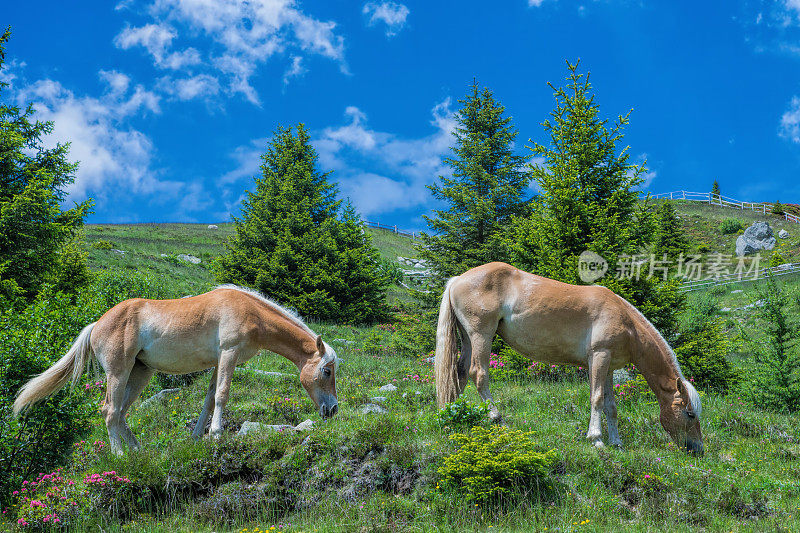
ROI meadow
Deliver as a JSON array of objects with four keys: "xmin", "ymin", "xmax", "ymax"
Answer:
[{"xmin": 5, "ymin": 210, "xmax": 800, "ymax": 532}]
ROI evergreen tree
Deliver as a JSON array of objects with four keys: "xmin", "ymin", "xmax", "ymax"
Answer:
[
  {"xmin": 0, "ymin": 28, "xmax": 92, "ymax": 301},
  {"xmin": 418, "ymin": 81, "xmax": 530, "ymax": 281},
  {"xmin": 508, "ymin": 60, "xmax": 683, "ymax": 335},
  {"xmin": 213, "ymin": 124, "xmax": 388, "ymax": 322},
  {"xmin": 711, "ymin": 179, "xmax": 720, "ymax": 200},
  {"xmin": 773, "ymin": 200, "xmax": 784, "ymax": 216},
  {"xmin": 653, "ymin": 200, "xmax": 689, "ymax": 262}
]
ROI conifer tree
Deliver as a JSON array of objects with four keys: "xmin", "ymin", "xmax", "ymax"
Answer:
[
  {"xmin": 214, "ymin": 124, "xmax": 388, "ymax": 322},
  {"xmin": 773, "ymin": 200, "xmax": 784, "ymax": 216},
  {"xmin": 653, "ymin": 200, "xmax": 689, "ymax": 262},
  {"xmin": 0, "ymin": 28, "xmax": 92, "ymax": 301},
  {"xmin": 418, "ymin": 81, "xmax": 530, "ymax": 281},
  {"xmin": 508, "ymin": 60, "xmax": 683, "ymax": 335},
  {"xmin": 711, "ymin": 179, "xmax": 720, "ymax": 199}
]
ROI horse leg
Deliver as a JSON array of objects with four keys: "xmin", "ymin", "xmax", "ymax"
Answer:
[
  {"xmin": 455, "ymin": 323, "xmax": 471, "ymax": 395},
  {"xmin": 469, "ymin": 331, "xmax": 502, "ymax": 423},
  {"xmin": 119, "ymin": 360, "xmax": 155, "ymax": 450},
  {"xmin": 192, "ymin": 367, "xmax": 218, "ymax": 440},
  {"xmin": 586, "ymin": 350, "xmax": 611, "ymax": 448},
  {"xmin": 101, "ymin": 359, "xmax": 136, "ymax": 455},
  {"xmin": 603, "ymin": 374, "xmax": 623, "ymax": 448},
  {"xmin": 210, "ymin": 349, "xmax": 238, "ymax": 438}
]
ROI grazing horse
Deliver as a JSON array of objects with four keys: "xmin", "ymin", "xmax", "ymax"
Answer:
[
  {"xmin": 435, "ymin": 262, "xmax": 703, "ymax": 455},
  {"xmin": 13, "ymin": 285, "xmax": 340, "ymax": 454}
]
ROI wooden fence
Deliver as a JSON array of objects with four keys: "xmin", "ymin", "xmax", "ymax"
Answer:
[
  {"xmin": 362, "ymin": 220, "xmax": 418, "ymax": 238},
  {"xmin": 648, "ymin": 190, "xmax": 800, "ymax": 224},
  {"xmin": 680, "ymin": 262, "xmax": 800, "ymax": 292}
]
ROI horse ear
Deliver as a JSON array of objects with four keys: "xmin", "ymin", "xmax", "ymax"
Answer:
[
  {"xmin": 316, "ymin": 335, "xmax": 324, "ymax": 355},
  {"xmin": 676, "ymin": 378, "xmax": 688, "ymax": 398}
]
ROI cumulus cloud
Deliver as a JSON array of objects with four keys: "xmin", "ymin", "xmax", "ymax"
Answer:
[
  {"xmin": 282, "ymin": 56, "xmax": 307, "ymax": 85},
  {"xmin": 158, "ymin": 73, "xmax": 221, "ymax": 100},
  {"xmin": 114, "ymin": 0, "xmax": 347, "ymax": 104},
  {"xmin": 363, "ymin": 2, "xmax": 410, "ymax": 37},
  {"xmin": 780, "ymin": 96, "xmax": 800, "ymax": 143}
]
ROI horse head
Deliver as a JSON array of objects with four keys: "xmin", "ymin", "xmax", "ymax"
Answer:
[
  {"xmin": 660, "ymin": 378, "xmax": 704, "ymax": 455},
  {"xmin": 299, "ymin": 335, "xmax": 339, "ymax": 419}
]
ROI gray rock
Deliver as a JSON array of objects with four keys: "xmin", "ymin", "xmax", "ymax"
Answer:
[
  {"xmin": 207, "ymin": 224, "xmax": 219, "ymax": 230},
  {"xmin": 294, "ymin": 419, "xmax": 315, "ymax": 432},
  {"xmin": 371, "ymin": 396, "xmax": 387, "ymax": 403},
  {"xmin": 111, "ymin": 249, "xmax": 126, "ymax": 255},
  {"xmin": 237, "ymin": 421, "xmax": 294, "ymax": 436},
  {"xmin": 736, "ymin": 221, "xmax": 777, "ymax": 256},
  {"xmin": 139, "ymin": 388, "xmax": 181, "ymax": 409},
  {"xmin": 332, "ymin": 338, "xmax": 354, "ymax": 345},
  {"xmin": 177, "ymin": 254, "xmax": 202, "ymax": 264},
  {"xmin": 379, "ymin": 384, "xmax": 398, "ymax": 392},
  {"xmin": 720, "ymin": 307, "xmax": 732, "ymax": 313},
  {"xmin": 779, "ymin": 229, "xmax": 789, "ymax": 239},
  {"xmin": 361, "ymin": 404, "xmax": 387, "ymax": 415},
  {"xmin": 731, "ymin": 289, "xmax": 744, "ymax": 294}
]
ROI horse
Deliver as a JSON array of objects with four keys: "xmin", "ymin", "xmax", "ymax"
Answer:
[
  {"xmin": 13, "ymin": 285, "xmax": 340, "ymax": 455},
  {"xmin": 434, "ymin": 262, "xmax": 703, "ymax": 455}
]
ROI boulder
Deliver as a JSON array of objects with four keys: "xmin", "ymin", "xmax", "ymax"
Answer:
[
  {"xmin": 370, "ymin": 396, "xmax": 387, "ymax": 403},
  {"xmin": 207, "ymin": 224, "xmax": 218, "ymax": 230},
  {"xmin": 735, "ymin": 221, "xmax": 777, "ymax": 256},
  {"xmin": 379, "ymin": 384, "xmax": 398, "ymax": 392},
  {"xmin": 177, "ymin": 254, "xmax": 202, "ymax": 264},
  {"xmin": 779, "ymin": 229, "xmax": 790, "ymax": 239},
  {"xmin": 294, "ymin": 419, "xmax": 315, "ymax": 432}
]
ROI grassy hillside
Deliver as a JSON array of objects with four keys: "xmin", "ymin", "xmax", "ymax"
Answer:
[{"xmin": 7, "ymin": 211, "xmax": 800, "ymax": 532}]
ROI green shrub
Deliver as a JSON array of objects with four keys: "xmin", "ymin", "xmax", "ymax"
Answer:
[
  {"xmin": 773, "ymin": 201, "xmax": 784, "ymax": 216},
  {"xmin": 740, "ymin": 275, "xmax": 800, "ymax": 412},
  {"xmin": 391, "ymin": 309, "xmax": 437, "ymax": 356},
  {"xmin": 10, "ymin": 468, "xmax": 89, "ymax": 529},
  {"xmin": 674, "ymin": 294, "xmax": 738, "ymax": 392},
  {"xmin": 770, "ymin": 251, "xmax": 786, "ymax": 268},
  {"xmin": 528, "ymin": 361, "xmax": 589, "ymax": 382},
  {"xmin": 438, "ymin": 426, "xmax": 557, "ymax": 503},
  {"xmin": 719, "ymin": 218, "xmax": 743, "ymax": 235},
  {"xmin": 614, "ymin": 373, "xmax": 654, "ymax": 403},
  {"xmin": 91, "ymin": 240, "xmax": 114, "ymax": 250},
  {"xmin": 379, "ymin": 257, "xmax": 404, "ymax": 285},
  {"xmin": 696, "ymin": 243, "xmax": 711, "ymax": 253},
  {"xmin": 437, "ymin": 396, "xmax": 489, "ymax": 430}
]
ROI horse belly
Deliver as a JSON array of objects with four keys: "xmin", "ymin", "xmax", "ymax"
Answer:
[
  {"xmin": 136, "ymin": 329, "xmax": 220, "ymax": 374},
  {"xmin": 498, "ymin": 316, "xmax": 589, "ymax": 366}
]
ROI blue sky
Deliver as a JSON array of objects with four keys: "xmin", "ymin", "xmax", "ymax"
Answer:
[{"xmin": 4, "ymin": 1, "xmax": 800, "ymax": 229}]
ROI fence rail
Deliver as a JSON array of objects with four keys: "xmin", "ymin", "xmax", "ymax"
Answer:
[
  {"xmin": 362, "ymin": 220, "xmax": 419, "ymax": 238},
  {"xmin": 648, "ymin": 190, "xmax": 800, "ymax": 224},
  {"xmin": 680, "ymin": 262, "xmax": 800, "ymax": 292}
]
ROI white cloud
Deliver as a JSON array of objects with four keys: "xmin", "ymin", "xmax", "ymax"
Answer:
[
  {"xmin": 282, "ymin": 55, "xmax": 307, "ymax": 85},
  {"xmin": 363, "ymin": 2, "xmax": 409, "ymax": 37},
  {"xmin": 780, "ymin": 96, "xmax": 800, "ymax": 143},
  {"xmin": 115, "ymin": 0, "xmax": 347, "ymax": 104},
  {"xmin": 528, "ymin": 0, "xmax": 545, "ymax": 6},
  {"xmin": 158, "ymin": 73, "xmax": 221, "ymax": 100}
]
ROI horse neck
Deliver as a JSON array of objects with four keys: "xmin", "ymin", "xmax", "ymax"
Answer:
[
  {"xmin": 255, "ymin": 306, "xmax": 317, "ymax": 370},
  {"xmin": 630, "ymin": 316, "xmax": 680, "ymax": 413}
]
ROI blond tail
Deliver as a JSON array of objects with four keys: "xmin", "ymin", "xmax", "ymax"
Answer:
[
  {"xmin": 435, "ymin": 277, "xmax": 461, "ymax": 408},
  {"xmin": 13, "ymin": 322, "xmax": 96, "ymax": 416}
]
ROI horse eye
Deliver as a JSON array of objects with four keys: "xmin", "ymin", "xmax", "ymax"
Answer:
[
  {"xmin": 686, "ymin": 411, "xmax": 696, "ymax": 419},
  {"xmin": 323, "ymin": 368, "xmax": 331, "ymax": 377}
]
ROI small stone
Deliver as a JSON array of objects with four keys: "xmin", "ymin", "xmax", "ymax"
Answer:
[
  {"xmin": 779, "ymin": 229, "xmax": 789, "ymax": 239},
  {"xmin": 237, "ymin": 421, "xmax": 294, "ymax": 436},
  {"xmin": 208, "ymin": 224, "xmax": 219, "ymax": 230},
  {"xmin": 379, "ymin": 384, "xmax": 398, "ymax": 392},
  {"xmin": 332, "ymin": 338, "xmax": 355, "ymax": 345},
  {"xmin": 177, "ymin": 254, "xmax": 201, "ymax": 264},
  {"xmin": 111, "ymin": 249, "xmax": 126, "ymax": 255},
  {"xmin": 720, "ymin": 307, "xmax": 732, "ymax": 313},
  {"xmin": 139, "ymin": 388, "xmax": 181, "ymax": 409},
  {"xmin": 371, "ymin": 396, "xmax": 387, "ymax": 403},
  {"xmin": 731, "ymin": 290, "xmax": 743, "ymax": 294},
  {"xmin": 361, "ymin": 404, "xmax": 387, "ymax": 415},
  {"xmin": 294, "ymin": 419, "xmax": 315, "ymax": 432}
]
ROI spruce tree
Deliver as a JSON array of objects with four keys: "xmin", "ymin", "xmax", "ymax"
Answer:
[
  {"xmin": 711, "ymin": 179, "xmax": 720, "ymax": 199},
  {"xmin": 213, "ymin": 124, "xmax": 388, "ymax": 322},
  {"xmin": 0, "ymin": 28, "xmax": 93, "ymax": 301},
  {"xmin": 418, "ymin": 81, "xmax": 530, "ymax": 281},
  {"xmin": 653, "ymin": 200, "xmax": 689, "ymax": 262},
  {"xmin": 508, "ymin": 60, "xmax": 683, "ymax": 335},
  {"xmin": 773, "ymin": 200, "xmax": 784, "ymax": 216}
]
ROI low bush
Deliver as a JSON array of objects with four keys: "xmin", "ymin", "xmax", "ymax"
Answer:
[
  {"xmin": 91, "ymin": 240, "xmax": 115, "ymax": 250},
  {"xmin": 438, "ymin": 426, "xmax": 557, "ymax": 504},
  {"xmin": 719, "ymin": 218, "xmax": 743, "ymax": 235},
  {"xmin": 614, "ymin": 374, "xmax": 654, "ymax": 403},
  {"xmin": 437, "ymin": 396, "xmax": 489, "ymax": 430},
  {"xmin": 528, "ymin": 361, "xmax": 589, "ymax": 382},
  {"xmin": 10, "ymin": 469, "xmax": 88, "ymax": 529}
]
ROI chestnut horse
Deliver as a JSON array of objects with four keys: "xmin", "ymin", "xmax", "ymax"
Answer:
[
  {"xmin": 435, "ymin": 262, "xmax": 703, "ymax": 455},
  {"xmin": 14, "ymin": 286, "xmax": 339, "ymax": 454}
]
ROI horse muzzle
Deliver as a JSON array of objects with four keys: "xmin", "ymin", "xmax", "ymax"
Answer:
[
  {"xmin": 320, "ymin": 402, "xmax": 338, "ymax": 419},
  {"xmin": 686, "ymin": 439, "xmax": 704, "ymax": 456}
]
